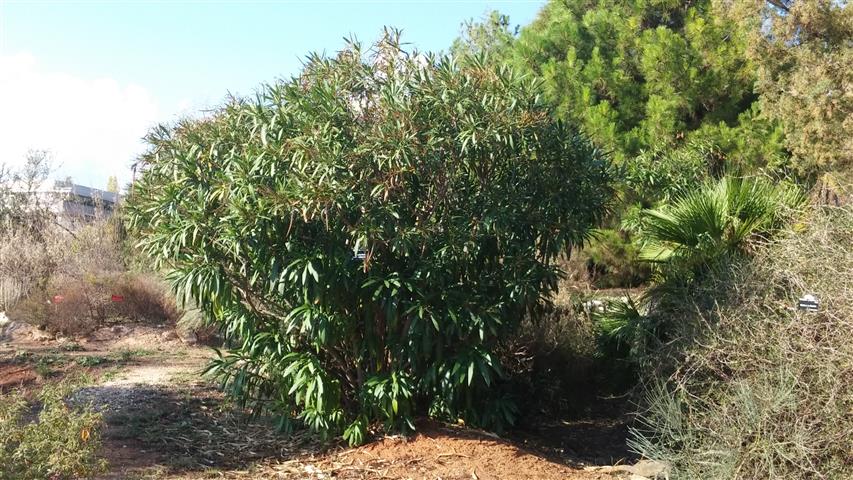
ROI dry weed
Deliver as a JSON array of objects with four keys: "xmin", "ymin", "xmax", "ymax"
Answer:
[{"xmin": 631, "ymin": 205, "xmax": 853, "ymax": 478}]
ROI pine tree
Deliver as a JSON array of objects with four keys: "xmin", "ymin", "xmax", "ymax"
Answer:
[
  {"xmin": 723, "ymin": 0, "xmax": 852, "ymax": 176},
  {"xmin": 507, "ymin": 0, "xmax": 784, "ymax": 169}
]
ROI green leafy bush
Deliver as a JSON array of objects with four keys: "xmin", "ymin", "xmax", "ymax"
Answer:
[
  {"xmin": 593, "ymin": 295, "xmax": 654, "ymax": 363},
  {"xmin": 0, "ymin": 379, "xmax": 107, "ymax": 479},
  {"xmin": 639, "ymin": 176, "xmax": 804, "ymax": 268},
  {"xmin": 622, "ymin": 141, "xmax": 723, "ymax": 207},
  {"xmin": 127, "ymin": 33, "xmax": 611, "ymax": 444}
]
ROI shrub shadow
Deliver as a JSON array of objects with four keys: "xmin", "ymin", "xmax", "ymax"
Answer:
[{"xmin": 72, "ymin": 383, "xmax": 320, "ymax": 475}]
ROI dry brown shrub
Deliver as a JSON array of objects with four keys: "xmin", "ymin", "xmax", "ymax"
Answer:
[
  {"xmin": 0, "ymin": 228, "xmax": 64, "ymax": 312},
  {"xmin": 11, "ymin": 272, "xmax": 179, "ymax": 336},
  {"xmin": 108, "ymin": 273, "xmax": 178, "ymax": 324},
  {"xmin": 631, "ymin": 205, "xmax": 853, "ymax": 478},
  {"xmin": 4, "ymin": 216, "xmax": 179, "ymax": 335},
  {"xmin": 175, "ymin": 304, "xmax": 219, "ymax": 343}
]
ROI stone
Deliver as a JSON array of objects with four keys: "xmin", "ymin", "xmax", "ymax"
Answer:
[
  {"xmin": 0, "ymin": 320, "xmax": 34, "ymax": 342},
  {"xmin": 161, "ymin": 330, "xmax": 179, "ymax": 341},
  {"xmin": 31, "ymin": 328, "xmax": 55, "ymax": 342},
  {"xmin": 584, "ymin": 460, "xmax": 670, "ymax": 479},
  {"xmin": 0, "ymin": 319, "xmax": 55, "ymax": 342},
  {"xmin": 179, "ymin": 331, "xmax": 198, "ymax": 345},
  {"xmin": 631, "ymin": 460, "xmax": 670, "ymax": 479}
]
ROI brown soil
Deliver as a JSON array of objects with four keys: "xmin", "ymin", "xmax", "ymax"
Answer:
[
  {"xmin": 307, "ymin": 423, "xmax": 615, "ymax": 480},
  {"xmin": 0, "ymin": 363, "xmax": 36, "ymax": 391},
  {"xmin": 1, "ymin": 322, "xmax": 635, "ymax": 480}
]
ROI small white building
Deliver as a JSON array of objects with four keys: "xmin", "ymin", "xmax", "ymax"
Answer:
[{"xmin": 11, "ymin": 180, "xmax": 120, "ymax": 221}]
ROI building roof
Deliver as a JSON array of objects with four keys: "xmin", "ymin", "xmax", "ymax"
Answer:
[{"xmin": 12, "ymin": 180, "xmax": 120, "ymax": 204}]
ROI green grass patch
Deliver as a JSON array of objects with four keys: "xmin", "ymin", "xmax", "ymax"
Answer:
[{"xmin": 75, "ymin": 356, "xmax": 110, "ymax": 368}]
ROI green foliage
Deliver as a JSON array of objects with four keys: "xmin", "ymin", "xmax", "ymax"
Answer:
[
  {"xmin": 0, "ymin": 379, "xmax": 107, "ymax": 480},
  {"xmin": 59, "ymin": 342, "xmax": 85, "ymax": 352},
  {"xmin": 724, "ymin": 0, "xmax": 852, "ymax": 175},
  {"xmin": 76, "ymin": 355, "xmax": 110, "ymax": 367},
  {"xmin": 622, "ymin": 141, "xmax": 724, "ymax": 207},
  {"xmin": 594, "ymin": 295, "xmax": 657, "ymax": 364},
  {"xmin": 511, "ymin": 0, "xmax": 775, "ymax": 167},
  {"xmin": 689, "ymin": 103, "xmax": 788, "ymax": 173},
  {"xmin": 597, "ymin": 176, "xmax": 804, "ymax": 366},
  {"xmin": 582, "ymin": 229, "xmax": 650, "ymax": 288},
  {"xmin": 450, "ymin": 10, "xmax": 517, "ymax": 61},
  {"xmin": 127, "ymin": 33, "xmax": 611, "ymax": 444},
  {"xmin": 639, "ymin": 176, "xmax": 804, "ymax": 266}
]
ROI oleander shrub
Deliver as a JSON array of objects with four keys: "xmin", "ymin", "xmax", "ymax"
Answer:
[{"xmin": 127, "ymin": 33, "xmax": 611, "ymax": 444}]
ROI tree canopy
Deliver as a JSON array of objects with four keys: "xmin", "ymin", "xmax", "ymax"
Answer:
[
  {"xmin": 455, "ymin": 0, "xmax": 850, "ymax": 180},
  {"xmin": 508, "ymin": 0, "xmax": 785, "ymax": 169},
  {"xmin": 725, "ymin": 0, "xmax": 852, "ymax": 175}
]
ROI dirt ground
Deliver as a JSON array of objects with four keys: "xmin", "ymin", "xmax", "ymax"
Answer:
[{"xmin": 0, "ymin": 321, "xmax": 644, "ymax": 480}]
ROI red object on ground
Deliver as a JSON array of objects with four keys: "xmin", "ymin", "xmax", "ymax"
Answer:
[
  {"xmin": 111, "ymin": 295, "xmax": 125, "ymax": 302},
  {"xmin": 52, "ymin": 295, "xmax": 64, "ymax": 304}
]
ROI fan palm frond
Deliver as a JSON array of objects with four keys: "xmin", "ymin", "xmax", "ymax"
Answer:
[{"xmin": 639, "ymin": 177, "xmax": 804, "ymax": 265}]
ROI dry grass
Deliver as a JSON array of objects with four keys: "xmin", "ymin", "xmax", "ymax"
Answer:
[
  {"xmin": 5, "ymin": 219, "xmax": 178, "ymax": 335},
  {"xmin": 631, "ymin": 205, "xmax": 853, "ymax": 478}
]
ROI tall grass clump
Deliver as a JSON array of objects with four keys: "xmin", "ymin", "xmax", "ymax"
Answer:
[{"xmin": 630, "ymin": 205, "xmax": 853, "ymax": 478}]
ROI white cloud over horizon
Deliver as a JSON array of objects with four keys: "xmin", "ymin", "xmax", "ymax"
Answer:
[{"xmin": 0, "ymin": 52, "xmax": 160, "ymax": 190}]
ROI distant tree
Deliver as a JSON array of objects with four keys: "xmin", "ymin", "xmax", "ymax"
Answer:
[
  {"xmin": 508, "ymin": 0, "xmax": 786, "ymax": 171},
  {"xmin": 450, "ymin": 10, "xmax": 517, "ymax": 61},
  {"xmin": 0, "ymin": 151, "xmax": 60, "ymax": 310},
  {"xmin": 722, "ymin": 0, "xmax": 852, "ymax": 176},
  {"xmin": 0, "ymin": 150, "xmax": 54, "ymax": 231},
  {"xmin": 106, "ymin": 176, "xmax": 119, "ymax": 193}
]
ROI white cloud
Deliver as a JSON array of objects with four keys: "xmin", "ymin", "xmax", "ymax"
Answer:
[{"xmin": 0, "ymin": 52, "xmax": 160, "ymax": 189}]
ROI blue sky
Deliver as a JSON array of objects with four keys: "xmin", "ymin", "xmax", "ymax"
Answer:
[{"xmin": 0, "ymin": 0, "xmax": 544, "ymax": 189}]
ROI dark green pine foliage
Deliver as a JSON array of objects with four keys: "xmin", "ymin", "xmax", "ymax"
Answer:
[
  {"xmin": 511, "ymin": 0, "xmax": 786, "ymax": 169},
  {"xmin": 127, "ymin": 34, "xmax": 611, "ymax": 445}
]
